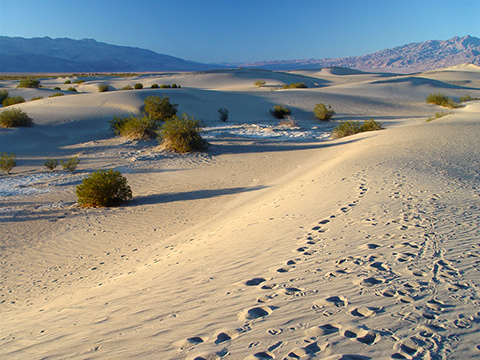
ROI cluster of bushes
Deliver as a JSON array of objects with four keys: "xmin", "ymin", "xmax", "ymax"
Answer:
[
  {"xmin": 67, "ymin": 87, "xmax": 78, "ymax": 92},
  {"xmin": 459, "ymin": 95, "xmax": 480, "ymax": 102},
  {"xmin": 122, "ymin": 85, "xmax": 133, "ymax": 90},
  {"xmin": 151, "ymin": 84, "xmax": 181, "ymax": 89},
  {"xmin": 283, "ymin": 82, "xmax": 308, "ymax": 89},
  {"xmin": 98, "ymin": 84, "xmax": 109, "ymax": 92},
  {"xmin": 426, "ymin": 111, "xmax": 453, "ymax": 122},
  {"xmin": 0, "ymin": 108, "xmax": 33, "ymax": 128},
  {"xmin": 0, "ymin": 153, "xmax": 80, "ymax": 176},
  {"xmin": 426, "ymin": 93, "xmax": 461, "ymax": 109},
  {"xmin": 17, "ymin": 79, "xmax": 41, "ymax": 88},
  {"xmin": 254, "ymin": 80, "xmax": 266, "ymax": 87},
  {"xmin": 331, "ymin": 119, "xmax": 383, "ymax": 138},
  {"xmin": 30, "ymin": 96, "xmax": 44, "ymax": 101},
  {"xmin": 2, "ymin": 95, "xmax": 25, "ymax": 107}
]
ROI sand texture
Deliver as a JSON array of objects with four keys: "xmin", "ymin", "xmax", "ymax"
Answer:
[{"xmin": 1, "ymin": 65, "xmax": 480, "ymax": 359}]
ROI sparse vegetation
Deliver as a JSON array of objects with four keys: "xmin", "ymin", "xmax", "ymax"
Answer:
[
  {"xmin": 314, "ymin": 103, "xmax": 335, "ymax": 121},
  {"xmin": 134, "ymin": 83, "xmax": 143, "ymax": 90},
  {"xmin": 53, "ymin": 87, "xmax": 61, "ymax": 90},
  {"xmin": 254, "ymin": 80, "xmax": 266, "ymax": 87},
  {"xmin": 98, "ymin": 84, "xmax": 109, "ymax": 92},
  {"xmin": 2, "ymin": 96, "xmax": 25, "ymax": 107},
  {"xmin": 109, "ymin": 115, "xmax": 158, "ymax": 140},
  {"xmin": 459, "ymin": 95, "xmax": 480, "ymax": 102},
  {"xmin": 76, "ymin": 169, "xmax": 132, "ymax": 208},
  {"xmin": 426, "ymin": 93, "xmax": 461, "ymax": 109},
  {"xmin": 17, "ymin": 78, "xmax": 41, "ymax": 88},
  {"xmin": 283, "ymin": 82, "xmax": 308, "ymax": 89},
  {"xmin": 158, "ymin": 114, "xmax": 209, "ymax": 153},
  {"xmin": 144, "ymin": 95, "xmax": 178, "ymax": 121},
  {"xmin": 0, "ymin": 89, "xmax": 10, "ymax": 103},
  {"xmin": 61, "ymin": 156, "xmax": 80, "ymax": 173},
  {"xmin": 49, "ymin": 92, "xmax": 64, "ymax": 97},
  {"xmin": 73, "ymin": 80, "xmax": 85, "ymax": 84},
  {"xmin": 64, "ymin": 80, "xmax": 71, "ymax": 84},
  {"xmin": 270, "ymin": 105, "xmax": 292, "ymax": 119},
  {"xmin": 331, "ymin": 119, "xmax": 383, "ymax": 138},
  {"xmin": 0, "ymin": 152, "xmax": 16, "ymax": 175},
  {"xmin": 151, "ymin": 84, "xmax": 159, "ymax": 89},
  {"xmin": 67, "ymin": 87, "xmax": 78, "ymax": 92},
  {"xmin": 44, "ymin": 158, "xmax": 59, "ymax": 172},
  {"xmin": 0, "ymin": 108, "xmax": 34, "ymax": 127},
  {"xmin": 218, "ymin": 107, "xmax": 229, "ymax": 122},
  {"xmin": 279, "ymin": 116, "xmax": 298, "ymax": 127},
  {"xmin": 426, "ymin": 111, "xmax": 453, "ymax": 122},
  {"xmin": 122, "ymin": 85, "xmax": 133, "ymax": 90},
  {"xmin": 30, "ymin": 96, "xmax": 44, "ymax": 101}
]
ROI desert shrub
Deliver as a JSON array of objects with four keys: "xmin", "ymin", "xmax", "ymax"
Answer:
[
  {"xmin": 0, "ymin": 108, "xmax": 34, "ymax": 127},
  {"xmin": 98, "ymin": 84, "xmax": 109, "ymax": 92},
  {"xmin": 74, "ymin": 80, "xmax": 85, "ymax": 84},
  {"xmin": 67, "ymin": 87, "xmax": 78, "ymax": 92},
  {"xmin": 459, "ymin": 95, "xmax": 480, "ymax": 102},
  {"xmin": 0, "ymin": 152, "xmax": 16, "ymax": 175},
  {"xmin": 122, "ymin": 85, "xmax": 133, "ymax": 90},
  {"xmin": 61, "ymin": 156, "xmax": 80, "ymax": 173},
  {"xmin": 426, "ymin": 111, "xmax": 453, "ymax": 122},
  {"xmin": 134, "ymin": 83, "xmax": 143, "ymax": 90},
  {"xmin": 331, "ymin": 119, "xmax": 383, "ymax": 138},
  {"xmin": 53, "ymin": 87, "xmax": 61, "ymax": 90},
  {"xmin": 144, "ymin": 95, "xmax": 178, "ymax": 121},
  {"xmin": 172, "ymin": 83, "xmax": 178, "ymax": 88},
  {"xmin": 64, "ymin": 80, "xmax": 71, "ymax": 84},
  {"xmin": 2, "ymin": 96, "xmax": 25, "ymax": 107},
  {"xmin": 30, "ymin": 96, "xmax": 44, "ymax": 101},
  {"xmin": 160, "ymin": 84, "xmax": 171, "ymax": 88},
  {"xmin": 76, "ymin": 169, "xmax": 132, "ymax": 208},
  {"xmin": 254, "ymin": 80, "xmax": 266, "ymax": 87},
  {"xmin": 151, "ymin": 84, "xmax": 159, "ymax": 89},
  {"xmin": 158, "ymin": 114, "xmax": 209, "ymax": 153},
  {"xmin": 0, "ymin": 89, "xmax": 10, "ymax": 102},
  {"xmin": 18, "ymin": 78, "xmax": 40, "ymax": 88},
  {"xmin": 44, "ymin": 158, "xmax": 59, "ymax": 172},
  {"xmin": 314, "ymin": 103, "xmax": 335, "ymax": 121},
  {"xmin": 49, "ymin": 92, "xmax": 64, "ymax": 97},
  {"xmin": 426, "ymin": 93, "xmax": 460, "ymax": 109},
  {"xmin": 283, "ymin": 82, "xmax": 308, "ymax": 89},
  {"xmin": 218, "ymin": 107, "xmax": 229, "ymax": 122},
  {"xmin": 108, "ymin": 115, "xmax": 130, "ymax": 135},
  {"xmin": 279, "ymin": 116, "xmax": 298, "ymax": 127},
  {"xmin": 270, "ymin": 105, "xmax": 292, "ymax": 119}
]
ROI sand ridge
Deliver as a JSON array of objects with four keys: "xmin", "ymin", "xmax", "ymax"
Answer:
[{"xmin": 1, "ymin": 67, "xmax": 480, "ymax": 359}]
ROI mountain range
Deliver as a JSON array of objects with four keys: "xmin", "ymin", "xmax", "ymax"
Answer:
[{"xmin": 1, "ymin": 35, "xmax": 479, "ymax": 73}]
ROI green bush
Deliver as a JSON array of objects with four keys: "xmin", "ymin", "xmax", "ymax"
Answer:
[
  {"xmin": 151, "ymin": 84, "xmax": 159, "ymax": 89},
  {"xmin": 172, "ymin": 83, "xmax": 178, "ymax": 89},
  {"xmin": 30, "ymin": 96, "xmax": 44, "ymax": 101},
  {"xmin": 314, "ymin": 103, "xmax": 335, "ymax": 121},
  {"xmin": 331, "ymin": 119, "xmax": 383, "ymax": 138},
  {"xmin": 0, "ymin": 108, "xmax": 34, "ymax": 127},
  {"xmin": 64, "ymin": 80, "xmax": 71, "ymax": 84},
  {"xmin": 76, "ymin": 169, "xmax": 132, "ymax": 208},
  {"xmin": 44, "ymin": 158, "xmax": 59, "ymax": 172},
  {"xmin": 459, "ymin": 95, "xmax": 480, "ymax": 102},
  {"xmin": 254, "ymin": 80, "xmax": 266, "ymax": 87},
  {"xmin": 2, "ymin": 96, "xmax": 25, "ymax": 107},
  {"xmin": 53, "ymin": 87, "xmax": 61, "ymax": 90},
  {"xmin": 218, "ymin": 107, "xmax": 229, "ymax": 122},
  {"xmin": 67, "ymin": 87, "xmax": 78, "ymax": 92},
  {"xmin": 283, "ymin": 82, "xmax": 308, "ymax": 89},
  {"xmin": 98, "ymin": 84, "xmax": 109, "ymax": 92},
  {"xmin": 0, "ymin": 152, "xmax": 16, "ymax": 175},
  {"xmin": 144, "ymin": 95, "xmax": 178, "ymax": 121},
  {"xmin": 49, "ymin": 92, "xmax": 64, "ymax": 97},
  {"xmin": 122, "ymin": 85, "xmax": 133, "ymax": 90},
  {"xmin": 160, "ymin": 84, "xmax": 171, "ymax": 88},
  {"xmin": 426, "ymin": 93, "xmax": 460, "ymax": 109},
  {"xmin": 61, "ymin": 156, "xmax": 80, "ymax": 173},
  {"xmin": 0, "ymin": 89, "xmax": 9, "ymax": 103},
  {"xmin": 73, "ymin": 80, "xmax": 85, "ymax": 84},
  {"xmin": 17, "ymin": 78, "xmax": 40, "ymax": 88},
  {"xmin": 270, "ymin": 105, "xmax": 292, "ymax": 119},
  {"xmin": 158, "ymin": 114, "xmax": 209, "ymax": 153},
  {"xmin": 426, "ymin": 111, "xmax": 453, "ymax": 122},
  {"xmin": 134, "ymin": 83, "xmax": 143, "ymax": 90}
]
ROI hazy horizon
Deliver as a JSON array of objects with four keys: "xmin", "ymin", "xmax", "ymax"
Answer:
[{"xmin": 0, "ymin": 0, "xmax": 479, "ymax": 64}]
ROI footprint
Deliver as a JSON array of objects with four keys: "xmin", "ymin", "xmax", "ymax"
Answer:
[
  {"xmin": 305, "ymin": 323, "xmax": 342, "ymax": 338},
  {"xmin": 412, "ymin": 269, "xmax": 427, "ymax": 277},
  {"xmin": 426, "ymin": 299, "xmax": 444, "ymax": 311},
  {"xmin": 215, "ymin": 329, "xmax": 239, "ymax": 344},
  {"xmin": 354, "ymin": 276, "xmax": 384, "ymax": 286},
  {"xmin": 238, "ymin": 306, "xmax": 274, "ymax": 321},
  {"xmin": 350, "ymin": 307, "xmax": 381, "ymax": 317},
  {"xmin": 288, "ymin": 341, "xmax": 328, "ymax": 358},
  {"xmin": 313, "ymin": 295, "xmax": 348, "ymax": 308},
  {"xmin": 343, "ymin": 327, "xmax": 380, "ymax": 345},
  {"xmin": 369, "ymin": 262, "xmax": 388, "ymax": 271},
  {"xmin": 246, "ymin": 278, "xmax": 267, "ymax": 286},
  {"xmin": 276, "ymin": 266, "xmax": 295, "ymax": 273},
  {"xmin": 244, "ymin": 351, "xmax": 275, "ymax": 359},
  {"xmin": 283, "ymin": 287, "xmax": 303, "ymax": 295},
  {"xmin": 176, "ymin": 336, "xmax": 208, "ymax": 350}
]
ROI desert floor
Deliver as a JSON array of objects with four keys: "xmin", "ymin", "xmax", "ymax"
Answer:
[{"xmin": 1, "ymin": 64, "xmax": 480, "ymax": 359}]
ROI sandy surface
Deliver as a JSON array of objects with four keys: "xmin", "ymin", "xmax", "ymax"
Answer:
[{"xmin": 1, "ymin": 65, "xmax": 480, "ymax": 359}]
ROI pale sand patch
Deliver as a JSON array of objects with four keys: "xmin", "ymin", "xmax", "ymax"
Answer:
[{"xmin": 1, "ymin": 67, "xmax": 480, "ymax": 359}]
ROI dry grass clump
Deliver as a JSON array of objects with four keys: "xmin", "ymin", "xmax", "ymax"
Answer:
[
  {"xmin": 459, "ymin": 95, "xmax": 480, "ymax": 102},
  {"xmin": 76, "ymin": 169, "xmax": 132, "ymax": 208},
  {"xmin": 254, "ymin": 80, "xmax": 266, "ymax": 87},
  {"xmin": 44, "ymin": 158, "xmax": 59, "ymax": 172},
  {"xmin": 0, "ymin": 108, "xmax": 34, "ymax": 128},
  {"xmin": 283, "ymin": 82, "xmax": 308, "ymax": 89},
  {"xmin": 331, "ymin": 119, "xmax": 383, "ymax": 138},
  {"xmin": 426, "ymin": 93, "xmax": 461, "ymax": 109},
  {"xmin": 61, "ymin": 156, "xmax": 80, "ymax": 173},
  {"xmin": 158, "ymin": 114, "xmax": 208, "ymax": 153},
  {"xmin": 278, "ymin": 116, "xmax": 298, "ymax": 127},
  {"xmin": 426, "ymin": 111, "xmax": 453, "ymax": 122},
  {"xmin": 314, "ymin": 103, "xmax": 335, "ymax": 121}
]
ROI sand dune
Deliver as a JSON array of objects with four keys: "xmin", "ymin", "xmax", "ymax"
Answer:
[{"xmin": 1, "ymin": 66, "xmax": 480, "ymax": 359}]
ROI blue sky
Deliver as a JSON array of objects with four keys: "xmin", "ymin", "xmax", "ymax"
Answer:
[{"xmin": 0, "ymin": 0, "xmax": 479, "ymax": 63}]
